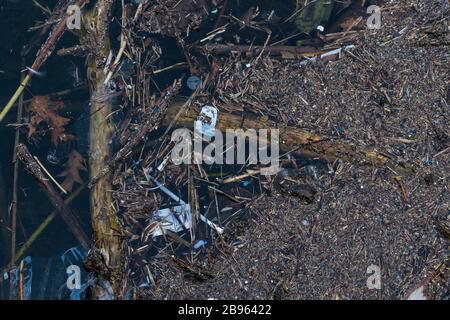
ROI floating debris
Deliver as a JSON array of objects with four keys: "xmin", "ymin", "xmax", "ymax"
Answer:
[
  {"xmin": 187, "ymin": 75, "xmax": 201, "ymax": 90},
  {"xmin": 151, "ymin": 204, "xmax": 193, "ymax": 238}
]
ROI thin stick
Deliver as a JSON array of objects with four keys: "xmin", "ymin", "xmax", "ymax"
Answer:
[
  {"xmin": 6, "ymin": 86, "xmax": 88, "ymax": 112},
  {"xmin": 10, "ymin": 65, "xmax": 26, "ymax": 267},
  {"xmin": 222, "ymin": 169, "xmax": 261, "ymax": 184},
  {"xmin": 152, "ymin": 62, "xmax": 187, "ymax": 75},
  {"xmin": 104, "ymin": 0, "xmax": 127, "ymax": 86},
  {"xmin": 161, "ymin": 86, "xmax": 200, "ymax": 139},
  {"xmin": 255, "ymin": 32, "xmax": 271, "ymax": 63},
  {"xmin": 203, "ymin": 43, "xmax": 320, "ymax": 57},
  {"xmin": 33, "ymin": 156, "xmax": 67, "ymax": 194},
  {"xmin": 32, "ymin": 0, "xmax": 51, "ymax": 14}
]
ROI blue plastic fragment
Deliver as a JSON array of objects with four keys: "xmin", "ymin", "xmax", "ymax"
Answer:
[
  {"xmin": 194, "ymin": 240, "xmax": 207, "ymax": 250},
  {"xmin": 60, "ymin": 246, "xmax": 88, "ymax": 300},
  {"xmin": 60, "ymin": 246, "xmax": 85, "ymax": 266},
  {"xmin": 187, "ymin": 76, "xmax": 201, "ymax": 90}
]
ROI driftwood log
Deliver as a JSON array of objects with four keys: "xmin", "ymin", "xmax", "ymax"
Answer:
[
  {"xmin": 16, "ymin": 144, "xmax": 89, "ymax": 249},
  {"xmin": 163, "ymin": 100, "xmax": 413, "ymax": 175},
  {"xmin": 78, "ymin": 0, "xmax": 127, "ymax": 299},
  {"xmin": 201, "ymin": 43, "xmax": 321, "ymax": 58}
]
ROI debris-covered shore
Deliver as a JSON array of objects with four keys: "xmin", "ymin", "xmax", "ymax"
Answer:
[{"xmin": 132, "ymin": 0, "xmax": 449, "ymax": 299}]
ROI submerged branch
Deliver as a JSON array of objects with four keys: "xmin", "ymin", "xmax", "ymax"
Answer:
[{"xmin": 16, "ymin": 143, "xmax": 89, "ymax": 250}]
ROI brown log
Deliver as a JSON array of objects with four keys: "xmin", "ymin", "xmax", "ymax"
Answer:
[
  {"xmin": 163, "ymin": 101, "xmax": 413, "ymax": 175},
  {"xmin": 16, "ymin": 143, "xmax": 89, "ymax": 250},
  {"xmin": 79, "ymin": 0, "xmax": 126, "ymax": 300},
  {"xmin": 201, "ymin": 43, "xmax": 321, "ymax": 57}
]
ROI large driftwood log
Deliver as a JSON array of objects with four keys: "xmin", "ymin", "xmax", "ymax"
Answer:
[
  {"xmin": 16, "ymin": 144, "xmax": 89, "ymax": 249},
  {"xmin": 201, "ymin": 44, "xmax": 321, "ymax": 57},
  {"xmin": 163, "ymin": 100, "xmax": 412, "ymax": 175},
  {"xmin": 79, "ymin": 0, "xmax": 127, "ymax": 299}
]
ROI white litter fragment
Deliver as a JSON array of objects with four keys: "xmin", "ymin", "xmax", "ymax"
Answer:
[
  {"xmin": 152, "ymin": 204, "xmax": 193, "ymax": 237},
  {"xmin": 24, "ymin": 66, "xmax": 46, "ymax": 77},
  {"xmin": 299, "ymin": 45, "xmax": 355, "ymax": 66},
  {"xmin": 199, "ymin": 214, "xmax": 224, "ymax": 234},
  {"xmin": 156, "ymin": 153, "xmax": 171, "ymax": 171},
  {"xmin": 406, "ymin": 286, "xmax": 428, "ymax": 300},
  {"xmin": 146, "ymin": 173, "xmax": 224, "ymax": 234},
  {"xmin": 195, "ymin": 105, "xmax": 218, "ymax": 139},
  {"xmin": 321, "ymin": 44, "xmax": 356, "ymax": 60}
]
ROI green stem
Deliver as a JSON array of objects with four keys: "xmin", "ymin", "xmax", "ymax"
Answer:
[
  {"xmin": 12, "ymin": 184, "xmax": 85, "ymax": 265},
  {"xmin": 0, "ymin": 74, "xmax": 32, "ymax": 122}
]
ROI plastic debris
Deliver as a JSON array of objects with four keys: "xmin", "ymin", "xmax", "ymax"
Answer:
[
  {"xmin": 61, "ymin": 246, "xmax": 85, "ymax": 266},
  {"xmin": 195, "ymin": 105, "xmax": 218, "ymax": 139},
  {"xmin": 406, "ymin": 286, "xmax": 428, "ymax": 300},
  {"xmin": 7, "ymin": 256, "xmax": 33, "ymax": 300},
  {"xmin": 46, "ymin": 148, "xmax": 60, "ymax": 165},
  {"xmin": 156, "ymin": 153, "xmax": 171, "ymax": 172},
  {"xmin": 60, "ymin": 246, "xmax": 89, "ymax": 300},
  {"xmin": 187, "ymin": 75, "xmax": 201, "ymax": 90},
  {"xmin": 152, "ymin": 204, "xmax": 193, "ymax": 237},
  {"xmin": 193, "ymin": 240, "xmax": 207, "ymax": 250},
  {"xmin": 299, "ymin": 45, "xmax": 355, "ymax": 66},
  {"xmin": 0, "ymin": 246, "xmax": 88, "ymax": 300},
  {"xmin": 146, "ymin": 173, "xmax": 224, "ymax": 234}
]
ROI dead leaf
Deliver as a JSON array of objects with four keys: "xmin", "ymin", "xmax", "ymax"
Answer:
[
  {"xmin": 28, "ymin": 95, "xmax": 74, "ymax": 145},
  {"xmin": 57, "ymin": 150, "xmax": 87, "ymax": 192}
]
